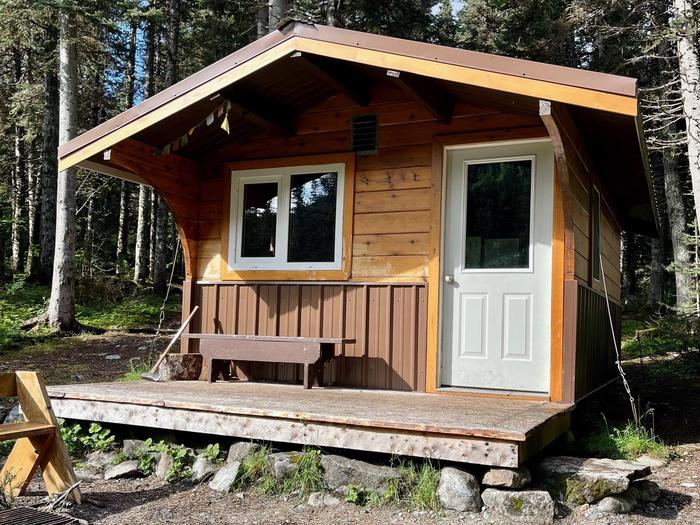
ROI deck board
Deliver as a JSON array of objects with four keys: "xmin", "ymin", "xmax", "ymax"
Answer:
[{"xmin": 48, "ymin": 381, "xmax": 570, "ymax": 442}]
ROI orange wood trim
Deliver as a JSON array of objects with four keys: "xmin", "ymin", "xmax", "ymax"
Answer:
[
  {"xmin": 220, "ymin": 152, "xmax": 356, "ymax": 281},
  {"xmin": 425, "ymin": 140, "xmax": 444, "ymax": 393},
  {"xmin": 540, "ymin": 100, "xmax": 576, "ymax": 403}
]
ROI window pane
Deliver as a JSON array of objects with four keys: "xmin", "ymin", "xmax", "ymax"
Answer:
[
  {"xmin": 241, "ymin": 182, "xmax": 278, "ymax": 258},
  {"xmin": 288, "ymin": 172, "xmax": 338, "ymax": 263},
  {"xmin": 465, "ymin": 160, "xmax": 532, "ymax": 269}
]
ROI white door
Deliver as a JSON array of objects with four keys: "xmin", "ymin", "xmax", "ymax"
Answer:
[{"xmin": 440, "ymin": 140, "xmax": 553, "ymax": 394}]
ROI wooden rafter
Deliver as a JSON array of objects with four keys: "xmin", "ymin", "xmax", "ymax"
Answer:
[
  {"xmin": 290, "ymin": 51, "xmax": 371, "ymax": 107},
  {"xmin": 387, "ymin": 70, "xmax": 453, "ymax": 125},
  {"xmin": 226, "ymin": 95, "xmax": 295, "ymax": 137}
]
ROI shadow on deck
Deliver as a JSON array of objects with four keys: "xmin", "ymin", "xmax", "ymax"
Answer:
[{"xmin": 47, "ymin": 381, "xmax": 573, "ymax": 468}]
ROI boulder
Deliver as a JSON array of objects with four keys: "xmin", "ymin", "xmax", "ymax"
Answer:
[
  {"xmin": 636, "ymin": 454, "xmax": 668, "ymax": 468},
  {"xmin": 482, "ymin": 467, "xmax": 531, "ymax": 489},
  {"xmin": 104, "ymin": 460, "xmax": 142, "ymax": 480},
  {"xmin": 227, "ymin": 442, "xmax": 261, "ymax": 464},
  {"xmin": 156, "ymin": 353, "xmax": 202, "ymax": 381},
  {"xmin": 208, "ymin": 461, "xmax": 241, "ymax": 492},
  {"xmin": 536, "ymin": 456, "xmax": 651, "ymax": 504},
  {"xmin": 628, "ymin": 480, "xmax": 661, "ymax": 503},
  {"xmin": 191, "ymin": 455, "xmax": 219, "ymax": 483},
  {"xmin": 588, "ymin": 493, "xmax": 636, "ymax": 516},
  {"xmin": 122, "ymin": 439, "xmax": 148, "ymax": 458},
  {"xmin": 437, "ymin": 467, "xmax": 481, "ymax": 512},
  {"xmin": 84, "ymin": 450, "xmax": 118, "ymax": 469},
  {"xmin": 155, "ymin": 453, "xmax": 174, "ymax": 481},
  {"xmin": 266, "ymin": 452, "xmax": 301, "ymax": 479},
  {"xmin": 74, "ymin": 465, "xmax": 103, "ymax": 482},
  {"xmin": 481, "ymin": 489, "xmax": 555, "ymax": 525},
  {"xmin": 320, "ymin": 455, "xmax": 398, "ymax": 495},
  {"xmin": 308, "ymin": 492, "xmax": 340, "ymax": 507},
  {"xmin": 3, "ymin": 405, "xmax": 23, "ymax": 424}
]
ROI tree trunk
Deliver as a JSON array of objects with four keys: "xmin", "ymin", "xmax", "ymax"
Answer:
[
  {"xmin": 149, "ymin": 188, "xmax": 157, "ymax": 279},
  {"xmin": 673, "ymin": 0, "xmax": 700, "ymax": 232},
  {"xmin": 39, "ymin": 25, "xmax": 59, "ymax": 285},
  {"xmin": 621, "ymin": 232, "xmax": 638, "ymax": 308},
  {"xmin": 152, "ymin": 195, "xmax": 168, "ymax": 294},
  {"xmin": 26, "ymin": 139, "xmax": 41, "ymax": 277},
  {"xmin": 48, "ymin": 8, "xmax": 79, "ymax": 331},
  {"xmin": 11, "ymin": 121, "xmax": 27, "ymax": 274},
  {"xmin": 164, "ymin": 0, "xmax": 181, "ymax": 86},
  {"xmin": 115, "ymin": 181, "xmax": 130, "ymax": 274},
  {"xmin": 82, "ymin": 196, "xmax": 94, "ymax": 277},
  {"xmin": 257, "ymin": 3, "xmax": 269, "ymax": 38},
  {"xmin": 663, "ymin": 137, "xmax": 695, "ymax": 310},
  {"xmin": 649, "ymin": 235, "xmax": 665, "ymax": 307},
  {"xmin": 326, "ymin": 0, "xmax": 337, "ymax": 26},
  {"xmin": 269, "ymin": 0, "xmax": 289, "ymax": 30},
  {"xmin": 133, "ymin": 185, "xmax": 150, "ymax": 283}
]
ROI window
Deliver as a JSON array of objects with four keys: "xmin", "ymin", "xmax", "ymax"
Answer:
[
  {"xmin": 463, "ymin": 157, "xmax": 534, "ymax": 271},
  {"xmin": 229, "ymin": 163, "xmax": 345, "ymax": 270},
  {"xmin": 591, "ymin": 187, "xmax": 601, "ymax": 281}
]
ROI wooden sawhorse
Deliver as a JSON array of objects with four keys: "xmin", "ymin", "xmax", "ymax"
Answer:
[{"xmin": 0, "ymin": 371, "xmax": 81, "ymax": 503}]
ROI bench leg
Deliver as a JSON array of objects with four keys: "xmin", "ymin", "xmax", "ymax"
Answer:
[
  {"xmin": 303, "ymin": 364, "xmax": 311, "ymax": 389},
  {"xmin": 206, "ymin": 358, "xmax": 215, "ymax": 383}
]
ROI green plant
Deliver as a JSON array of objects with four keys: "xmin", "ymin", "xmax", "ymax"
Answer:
[
  {"xmin": 236, "ymin": 445, "xmax": 273, "ymax": 490},
  {"xmin": 582, "ymin": 422, "xmax": 670, "ymax": 460},
  {"xmin": 0, "ymin": 471, "xmax": 16, "ymax": 510},
  {"xmin": 118, "ymin": 358, "xmax": 152, "ymax": 382},
  {"xmin": 279, "ymin": 448, "xmax": 324, "ymax": 498},
  {"xmin": 132, "ymin": 438, "xmax": 193, "ymax": 481},
  {"xmin": 622, "ymin": 314, "xmax": 698, "ymax": 358},
  {"xmin": 203, "ymin": 443, "xmax": 223, "ymax": 462},
  {"xmin": 59, "ymin": 420, "xmax": 87, "ymax": 458},
  {"xmin": 80, "ymin": 423, "xmax": 115, "ymax": 452},
  {"xmin": 0, "ymin": 440, "xmax": 14, "ymax": 459}
]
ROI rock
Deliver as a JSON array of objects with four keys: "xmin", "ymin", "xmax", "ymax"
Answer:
[
  {"xmin": 320, "ymin": 454, "xmax": 398, "ymax": 495},
  {"xmin": 481, "ymin": 489, "xmax": 555, "ymax": 525},
  {"xmin": 155, "ymin": 453, "xmax": 174, "ymax": 481},
  {"xmin": 191, "ymin": 455, "xmax": 219, "ymax": 483},
  {"xmin": 122, "ymin": 439, "xmax": 148, "ymax": 458},
  {"xmin": 588, "ymin": 493, "xmax": 636, "ymax": 516},
  {"xmin": 84, "ymin": 450, "xmax": 118, "ymax": 469},
  {"xmin": 636, "ymin": 454, "xmax": 668, "ymax": 468},
  {"xmin": 105, "ymin": 354, "xmax": 122, "ymax": 360},
  {"xmin": 3, "ymin": 405, "xmax": 23, "ymax": 424},
  {"xmin": 208, "ymin": 461, "xmax": 240, "ymax": 492},
  {"xmin": 74, "ymin": 465, "xmax": 103, "ymax": 481},
  {"xmin": 628, "ymin": 480, "xmax": 661, "ymax": 502},
  {"xmin": 482, "ymin": 467, "xmax": 531, "ymax": 489},
  {"xmin": 156, "ymin": 353, "xmax": 203, "ymax": 381},
  {"xmin": 437, "ymin": 467, "xmax": 481, "ymax": 512},
  {"xmin": 267, "ymin": 452, "xmax": 301, "ymax": 479},
  {"xmin": 227, "ymin": 442, "xmax": 261, "ymax": 464},
  {"xmin": 536, "ymin": 456, "xmax": 652, "ymax": 504},
  {"xmin": 104, "ymin": 460, "xmax": 142, "ymax": 480},
  {"xmin": 308, "ymin": 492, "xmax": 340, "ymax": 507}
]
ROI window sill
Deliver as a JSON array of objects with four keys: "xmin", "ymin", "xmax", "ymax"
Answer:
[{"xmin": 220, "ymin": 267, "xmax": 350, "ymax": 282}]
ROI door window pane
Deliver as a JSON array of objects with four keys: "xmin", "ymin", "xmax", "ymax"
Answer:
[
  {"xmin": 465, "ymin": 160, "xmax": 532, "ymax": 269},
  {"xmin": 288, "ymin": 172, "xmax": 337, "ymax": 262},
  {"xmin": 241, "ymin": 182, "xmax": 278, "ymax": 257}
]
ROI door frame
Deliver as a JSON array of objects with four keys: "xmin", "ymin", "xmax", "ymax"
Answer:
[{"xmin": 431, "ymin": 137, "xmax": 554, "ymax": 398}]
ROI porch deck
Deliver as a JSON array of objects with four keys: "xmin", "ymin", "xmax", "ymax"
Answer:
[{"xmin": 47, "ymin": 381, "xmax": 573, "ymax": 468}]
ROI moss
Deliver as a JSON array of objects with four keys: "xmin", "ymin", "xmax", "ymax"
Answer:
[{"xmin": 507, "ymin": 495, "xmax": 524, "ymax": 514}]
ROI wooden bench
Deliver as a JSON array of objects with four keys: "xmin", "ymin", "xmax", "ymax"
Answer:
[{"xmin": 185, "ymin": 334, "xmax": 355, "ymax": 389}]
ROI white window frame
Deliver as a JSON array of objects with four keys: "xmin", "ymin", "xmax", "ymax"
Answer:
[
  {"xmin": 228, "ymin": 163, "xmax": 345, "ymax": 271},
  {"xmin": 460, "ymin": 155, "xmax": 537, "ymax": 274}
]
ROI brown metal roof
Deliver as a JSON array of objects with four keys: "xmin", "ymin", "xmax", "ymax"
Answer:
[{"xmin": 59, "ymin": 20, "xmax": 638, "ymax": 161}]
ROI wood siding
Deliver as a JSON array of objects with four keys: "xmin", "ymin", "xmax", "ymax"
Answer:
[
  {"xmin": 186, "ymin": 281, "xmax": 428, "ymax": 391},
  {"xmin": 192, "ymin": 90, "xmax": 546, "ymax": 281}
]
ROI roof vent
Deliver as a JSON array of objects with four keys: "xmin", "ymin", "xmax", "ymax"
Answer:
[{"xmin": 352, "ymin": 114, "xmax": 378, "ymax": 156}]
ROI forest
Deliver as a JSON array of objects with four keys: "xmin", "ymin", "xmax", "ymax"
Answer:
[{"xmin": 0, "ymin": 0, "xmax": 698, "ymax": 333}]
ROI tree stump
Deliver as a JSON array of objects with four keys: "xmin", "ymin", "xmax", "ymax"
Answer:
[{"xmin": 156, "ymin": 354, "xmax": 203, "ymax": 381}]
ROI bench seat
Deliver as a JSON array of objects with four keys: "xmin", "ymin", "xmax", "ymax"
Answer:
[{"xmin": 185, "ymin": 334, "xmax": 355, "ymax": 389}]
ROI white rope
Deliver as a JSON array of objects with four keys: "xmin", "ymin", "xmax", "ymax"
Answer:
[
  {"xmin": 600, "ymin": 249, "xmax": 639, "ymax": 427},
  {"xmin": 149, "ymin": 236, "xmax": 181, "ymax": 359}
]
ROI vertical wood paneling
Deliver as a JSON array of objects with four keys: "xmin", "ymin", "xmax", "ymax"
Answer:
[
  {"xmin": 192, "ymin": 281, "xmax": 427, "ymax": 391},
  {"xmin": 573, "ymin": 282, "xmax": 621, "ymax": 400}
]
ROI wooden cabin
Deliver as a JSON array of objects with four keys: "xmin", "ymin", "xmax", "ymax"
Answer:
[{"xmin": 51, "ymin": 22, "xmax": 656, "ymax": 467}]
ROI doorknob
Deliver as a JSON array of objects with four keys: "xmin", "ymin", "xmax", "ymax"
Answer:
[{"xmin": 444, "ymin": 274, "xmax": 455, "ymax": 284}]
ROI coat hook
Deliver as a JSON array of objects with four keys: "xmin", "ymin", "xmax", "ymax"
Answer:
[
  {"xmin": 385, "ymin": 175, "xmax": 392, "ymax": 184},
  {"xmin": 363, "ymin": 176, "xmax": 369, "ymax": 185}
]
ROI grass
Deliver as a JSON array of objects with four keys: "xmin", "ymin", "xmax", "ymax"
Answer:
[
  {"xmin": 118, "ymin": 358, "xmax": 153, "ymax": 382},
  {"xmin": 581, "ymin": 422, "xmax": 671, "ymax": 461},
  {"xmin": 621, "ymin": 315, "xmax": 698, "ymax": 359},
  {"xmin": 0, "ymin": 278, "xmax": 181, "ymax": 353}
]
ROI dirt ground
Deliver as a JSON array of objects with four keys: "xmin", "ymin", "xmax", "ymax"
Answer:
[{"xmin": 3, "ymin": 334, "xmax": 700, "ymax": 524}]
